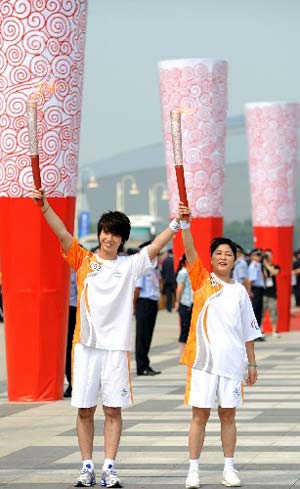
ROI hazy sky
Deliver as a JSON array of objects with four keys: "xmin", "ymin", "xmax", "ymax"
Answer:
[{"xmin": 79, "ymin": 0, "xmax": 300, "ymax": 166}]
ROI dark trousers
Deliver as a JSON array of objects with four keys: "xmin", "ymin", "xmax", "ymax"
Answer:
[
  {"xmin": 178, "ymin": 303, "xmax": 193, "ymax": 343},
  {"xmin": 135, "ymin": 298, "xmax": 158, "ymax": 373},
  {"xmin": 293, "ymin": 284, "xmax": 300, "ymax": 307},
  {"xmin": 65, "ymin": 305, "xmax": 77, "ymax": 386},
  {"xmin": 251, "ymin": 286, "xmax": 264, "ymax": 327},
  {"xmin": 163, "ymin": 282, "xmax": 174, "ymax": 312}
]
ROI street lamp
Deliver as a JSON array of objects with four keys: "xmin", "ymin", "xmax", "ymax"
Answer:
[
  {"xmin": 148, "ymin": 182, "xmax": 169, "ymax": 217},
  {"xmin": 116, "ymin": 175, "xmax": 140, "ymax": 212},
  {"xmin": 75, "ymin": 167, "xmax": 99, "ymax": 237}
]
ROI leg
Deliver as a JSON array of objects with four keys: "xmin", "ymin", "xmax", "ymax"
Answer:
[
  {"xmin": 268, "ymin": 297, "xmax": 278, "ymax": 333},
  {"xmin": 135, "ymin": 299, "xmax": 149, "ymax": 373},
  {"xmin": 218, "ymin": 407, "xmax": 237, "ymax": 457},
  {"xmin": 143, "ymin": 300, "xmax": 158, "ymax": 367},
  {"xmin": 77, "ymin": 406, "xmax": 97, "ymax": 460},
  {"xmin": 65, "ymin": 305, "xmax": 77, "ymax": 386},
  {"xmin": 189, "ymin": 407, "xmax": 211, "ymax": 459},
  {"xmin": 103, "ymin": 405, "xmax": 122, "ymax": 460}
]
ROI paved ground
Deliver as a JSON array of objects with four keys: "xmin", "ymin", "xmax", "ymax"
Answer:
[{"xmin": 1, "ymin": 310, "xmax": 300, "ymax": 488}]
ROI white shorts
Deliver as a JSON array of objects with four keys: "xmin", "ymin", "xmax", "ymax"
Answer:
[
  {"xmin": 71, "ymin": 344, "xmax": 133, "ymax": 409},
  {"xmin": 185, "ymin": 368, "xmax": 243, "ymax": 408}
]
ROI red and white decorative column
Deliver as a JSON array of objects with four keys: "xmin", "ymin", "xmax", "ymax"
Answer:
[
  {"xmin": 158, "ymin": 58, "xmax": 228, "ymax": 269},
  {"xmin": 245, "ymin": 102, "xmax": 299, "ymax": 332},
  {"xmin": 0, "ymin": 0, "xmax": 88, "ymax": 400}
]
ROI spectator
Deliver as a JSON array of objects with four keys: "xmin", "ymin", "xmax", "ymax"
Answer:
[
  {"xmin": 292, "ymin": 250, "xmax": 300, "ymax": 307},
  {"xmin": 161, "ymin": 249, "xmax": 175, "ymax": 312},
  {"xmin": 248, "ymin": 249, "xmax": 265, "ymax": 341},
  {"xmin": 233, "ymin": 244, "xmax": 250, "ymax": 292},
  {"xmin": 262, "ymin": 249, "xmax": 280, "ymax": 338},
  {"xmin": 64, "ymin": 269, "xmax": 78, "ymax": 398},
  {"xmin": 134, "ymin": 242, "xmax": 161, "ymax": 376},
  {"xmin": 175, "ymin": 254, "xmax": 193, "ymax": 355}
]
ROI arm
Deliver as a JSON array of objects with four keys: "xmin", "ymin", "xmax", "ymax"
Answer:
[
  {"xmin": 178, "ymin": 203, "xmax": 197, "ymax": 266},
  {"xmin": 263, "ymin": 260, "xmax": 280, "ymax": 277},
  {"xmin": 245, "ymin": 340, "xmax": 258, "ymax": 386},
  {"xmin": 147, "ymin": 220, "xmax": 179, "ymax": 261},
  {"xmin": 32, "ymin": 188, "xmax": 73, "ymax": 254},
  {"xmin": 175, "ymin": 281, "xmax": 184, "ymax": 310}
]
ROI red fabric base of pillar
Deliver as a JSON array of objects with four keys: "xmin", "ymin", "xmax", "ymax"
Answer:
[
  {"xmin": 253, "ymin": 226, "xmax": 293, "ymax": 333},
  {"xmin": 173, "ymin": 217, "xmax": 223, "ymax": 270},
  {"xmin": 0, "ymin": 197, "xmax": 75, "ymax": 401}
]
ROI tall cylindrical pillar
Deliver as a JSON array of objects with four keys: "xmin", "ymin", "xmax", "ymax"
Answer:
[
  {"xmin": 0, "ymin": 0, "xmax": 88, "ymax": 400},
  {"xmin": 245, "ymin": 102, "xmax": 299, "ymax": 332},
  {"xmin": 158, "ymin": 58, "xmax": 227, "ymax": 269}
]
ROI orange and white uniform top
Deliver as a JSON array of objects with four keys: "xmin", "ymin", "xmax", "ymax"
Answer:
[
  {"xmin": 63, "ymin": 239, "xmax": 156, "ymax": 351},
  {"xmin": 181, "ymin": 256, "xmax": 261, "ymax": 382}
]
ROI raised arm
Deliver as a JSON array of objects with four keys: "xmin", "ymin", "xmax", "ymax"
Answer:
[
  {"xmin": 178, "ymin": 203, "xmax": 198, "ymax": 266},
  {"xmin": 147, "ymin": 219, "xmax": 179, "ymax": 261},
  {"xmin": 32, "ymin": 188, "xmax": 73, "ymax": 254}
]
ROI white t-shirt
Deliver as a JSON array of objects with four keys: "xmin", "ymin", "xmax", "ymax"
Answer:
[
  {"xmin": 193, "ymin": 273, "xmax": 261, "ymax": 381},
  {"xmin": 64, "ymin": 240, "xmax": 156, "ymax": 351}
]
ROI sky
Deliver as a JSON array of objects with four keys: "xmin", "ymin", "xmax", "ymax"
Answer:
[{"xmin": 79, "ymin": 0, "xmax": 300, "ymax": 166}]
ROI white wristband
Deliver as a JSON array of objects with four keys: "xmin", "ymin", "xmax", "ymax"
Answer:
[
  {"xmin": 180, "ymin": 220, "xmax": 190, "ymax": 230},
  {"xmin": 169, "ymin": 218, "xmax": 180, "ymax": 232}
]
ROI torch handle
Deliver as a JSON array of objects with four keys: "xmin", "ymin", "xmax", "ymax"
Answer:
[
  {"xmin": 31, "ymin": 155, "xmax": 42, "ymax": 207},
  {"xmin": 175, "ymin": 165, "xmax": 188, "ymax": 207}
]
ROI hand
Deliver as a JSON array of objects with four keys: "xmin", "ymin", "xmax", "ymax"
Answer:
[
  {"xmin": 178, "ymin": 202, "xmax": 191, "ymax": 222},
  {"xmin": 245, "ymin": 366, "xmax": 257, "ymax": 386},
  {"xmin": 31, "ymin": 187, "xmax": 45, "ymax": 205}
]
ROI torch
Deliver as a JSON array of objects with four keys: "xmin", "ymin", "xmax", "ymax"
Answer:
[
  {"xmin": 170, "ymin": 110, "xmax": 188, "ymax": 207},
  {"xmin": 27, "ymin": 98, "xmax": 42, "ymax": 207}
]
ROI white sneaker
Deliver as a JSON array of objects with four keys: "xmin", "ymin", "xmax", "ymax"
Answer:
[
  {"xmin": 222, "ymin": 467, "xmax": 241, "ymax": 487},
  {"xmin": 185, "ymin": 469, "xmax": 201, "ymax": 488}
]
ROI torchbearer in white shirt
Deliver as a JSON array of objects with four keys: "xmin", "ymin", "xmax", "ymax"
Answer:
[
  {"xmin": 178, "ymin": 203, "xmax": 261, "ymax": 489},
  {"xmin": 32, "ymin": 187, "xmax": 181, "ymax": 489}
]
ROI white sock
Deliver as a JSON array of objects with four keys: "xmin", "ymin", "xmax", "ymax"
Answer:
[
  {"xmin": 83, "ymin": 459, "xmax": 94, "ymax": 470},
  {"xmin": 224, "ymin": 457, "xmax": 234, "ymax": 470},
  {"xmin": 189, "ymin": 458, "xmax": 200, "ymax": 471},
  {"xmin": 103, "ymin": 458, "xmax": 115, "ymax": 471}
]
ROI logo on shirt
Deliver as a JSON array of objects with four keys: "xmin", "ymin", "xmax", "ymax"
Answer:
[
  {"xmin": 121, "ymin": 388, "xmax": 128, "ymax": 397},
  {"xmin": 210, "ymin": 277, "xmax": 217, "ymax": 287},
  {"xmin": 233, "ymin": 387, "xmax": 241, "ymax": 399},
  {"xmin": 90, "ymin": 262, "xmax": 102, "ymax": 272},
  {"xmin": 112, "ymin": 270, "xmax": 122, "ymax": 279}
]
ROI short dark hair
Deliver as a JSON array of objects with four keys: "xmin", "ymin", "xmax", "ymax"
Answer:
[
  {"xmin": 97, "ymin": 211, "xmax": 131, "ymax": 252},
  {"xmin": 210, "ymin": 237, "xmax": 237, "ymax": 260},
  {"xmin": 236, "ymin": 244, "xmax": 245, "ymax": 255}
]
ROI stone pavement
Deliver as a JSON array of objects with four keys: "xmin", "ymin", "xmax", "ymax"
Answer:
[{"xmin": 1, "ymin": 310, "xmax": 300, "ymax": 488}]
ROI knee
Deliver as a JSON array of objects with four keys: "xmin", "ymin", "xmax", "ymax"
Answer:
[
  {"xmin": 218, "ymin": 407, "xmax": 236, "ymax": 424},
  {"xmin": 193, "ymin": 408, "xmax": 210, "ymax": 426},
  {"xmin": 78, "ymin": 407, "xmax": 95, "ymax": 420},
  {"xmin": 103, "ymin": 406, "xmax": 121, "ymax": 422}
]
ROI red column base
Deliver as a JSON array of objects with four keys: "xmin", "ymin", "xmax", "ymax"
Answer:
[
  {"xmin": 0, "ymin": 197, "xmax": 75, "ymax": 401},
  {"xmin": 173, "ymin": 217, "xmax": 223, "ymax": 270},
  {"xmin": 253, "ymin": 226, "xmax": 293, "ymax": 333}
]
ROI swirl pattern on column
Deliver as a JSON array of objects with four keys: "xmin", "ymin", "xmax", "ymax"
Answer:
[
  {"xmin": 0, "ymin": 0, "xmax": 87, "ymax": 197},
  {"xmin": 245, "ymin": 102, "xmax": 299, "ymax": 227},
  {"xmin": 158, "ymin": 58, "xmax": 227, "ymax": 218}
]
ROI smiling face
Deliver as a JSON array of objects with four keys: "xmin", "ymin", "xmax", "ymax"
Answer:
[
  {"xmin": 98, "ymin": 229, "xmax": 122, "ymax": 260},
  {"xmin": 211, "ymin": 244, "xmax": 235, "ymax": 279}
]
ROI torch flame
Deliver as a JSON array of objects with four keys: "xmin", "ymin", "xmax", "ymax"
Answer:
[{"xmin": 29, "ymin": 80, "xmax": 56, "ymax": 103}]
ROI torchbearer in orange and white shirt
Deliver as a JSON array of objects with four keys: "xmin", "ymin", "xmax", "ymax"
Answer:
[
  {"xmin": 178, "ymin": 203, "xmax": 261, "ymax": 489},
  {"xmin": 32, "ymin": 188, "xmax": 182, "ymax": 489}
]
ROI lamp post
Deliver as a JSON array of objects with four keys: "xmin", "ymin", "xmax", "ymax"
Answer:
[
  {"xmin": 116, "ymin": 175, "xmax": 140, "ymax": 212},
  {"xmin": 75, "ymin": 168, "xmax": 99, "ymax": 237},
  {"xmin": 148, "ymin": 182, "xmax": 169, "ymax": 217}
]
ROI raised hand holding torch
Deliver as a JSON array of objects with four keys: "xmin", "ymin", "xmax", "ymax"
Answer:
[
  {"xmin": 170, "ymin": 110, "xmax": 189, "ymax": 209},
  {"xmin": 27, "ymin": 98, "xmax": 42, "ymax": 206}
]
